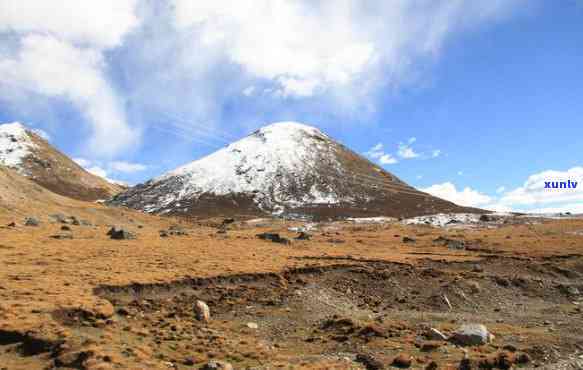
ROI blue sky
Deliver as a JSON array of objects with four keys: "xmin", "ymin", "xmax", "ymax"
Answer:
[{"xmin": 0, "ymin": 0, "xmax": 582, "ymax": 213}]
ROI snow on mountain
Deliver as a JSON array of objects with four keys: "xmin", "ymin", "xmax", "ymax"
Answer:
[
  {"xmin": 0, "ymin": 122, "xmax": 37, "ymax": 172},
  {"xmin": 152, "ymin": 122, "xmax": 349, "ymax": 212},
  {"xmin": 0, "ymin": 121, "xmax": 123, "ymax": 201},
  {"xmin": 112, "ymin": 121, "xmax": 476, "ymax": 219}
]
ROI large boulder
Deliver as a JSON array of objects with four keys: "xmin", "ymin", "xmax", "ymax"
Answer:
[
  {"xmin": 450, "ymin": 324, "xmax": 493, "ymax": 346},
  {"xmin": 106, "ymin": 227, "xmax": 136, "ymax": 240},
  {"xmin": 194, "ymin": 300, "xmax": 210, "ymax": 322}
]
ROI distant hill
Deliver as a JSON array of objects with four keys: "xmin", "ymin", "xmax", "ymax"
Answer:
[
  {"xmin": 110, "ymin": 122, "xmax": 477, "ymax": 220},
  {"xmin": 0, "ymin": 122, "xmax": 123, "ymax": 201}
]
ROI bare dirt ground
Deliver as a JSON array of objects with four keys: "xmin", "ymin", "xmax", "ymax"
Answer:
[{"xmin": 1, "ymin": 208, "xmax": 583, "ymax": 369}]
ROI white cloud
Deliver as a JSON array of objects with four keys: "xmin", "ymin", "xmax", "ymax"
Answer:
[
  {"xmin": 365, "ymin": 143, "xmax": 398, "ymax": 165},
  {"xmin": 422, "ymin": 182, "xmax": 493, "ymax": 207},
  {"xmin": 87, "ymin": 165, "xmax": 108, "ymax": 179},
  {"xmin": 432, "ymin": 149, "xmax": 441, "ymax": 158},
  {"xmin": 73, "ymin": 157, "xmax": 92, "ymax": 168},
  {"xmin": 0, "ymin": 0, "xmax": 525, "ymax": 159},
  {"xmin": 170, "ymin": 0, "xmax": 523, "ymax": 99},
  {"xmin": 397, "ymin": 140, "xmax": 420, "ymax": 159},
  {"xmin": 0, "ymin": 35, "xmax": 138, "ymax": 156},
  {"xmin": 242, "ymin": 86, "xmax": 255, "ymax": 96},
  {"xmin": 420, "ymin": 167, "xmax": 583, "ymax": 213},
  {"xmin": 379, "ymin": 154, "xmax": 398, "ymax": 165},
  {"xmin": 0, "ymin": 1, "xmax": 140, "ymax": 157},
  {"xmin": 0, "ymin": 0, "xmax": 139, "ymax": 48},
  {"xmin": 458, "ymin": 171, "xmax": 464, "ymax": 176},
  {"xmin": 498, "ymin": 167, "xmax": 583, "ymax": 208},
  {"xmin": 109, "ymin": 161, "xmax": 148, "ymax": 173},
  {"xmin": 73, "ymin": 158, "xmax": 133, "ymax": 185}
]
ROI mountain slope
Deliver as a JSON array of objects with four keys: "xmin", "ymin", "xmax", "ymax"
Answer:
[
  {"xmin": 111, "ymin": 122, "xmax": 476, "ymax": 219},
  {"xmin": 0, "ymin": 122, "xmax": 123, "ymax": 201}
]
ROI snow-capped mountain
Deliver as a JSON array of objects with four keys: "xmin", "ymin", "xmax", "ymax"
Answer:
[
  {"xmin": 111, "ymin": 122, "xmax": 473, "ymax": 219},
  {"xmin": 0, "ymin": 122, "xmax": 122, "ymax": 201}
]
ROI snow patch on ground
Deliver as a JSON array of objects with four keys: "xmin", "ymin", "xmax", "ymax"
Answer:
[
  {"xmin": 0, "ymin": 122, "xmax": 36, "ymax": 171},
  {"xmin": 346, "ymin": 216, "xmax": 397, "ymax": 224},
  {"xmin": 402, "ymin": 213, "xmax": 482, "ymax": 227}
]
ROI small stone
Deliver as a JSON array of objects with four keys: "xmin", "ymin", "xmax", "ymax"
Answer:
[
  {"xmin": 183, "ymin": 357, "xmax": 195, "ymax": 366},
  {"xmin": 450, "ymin": 324, "xmax": 492, "ymax": 346},
  {"xmin": 420, "ymin": 341, "xmax": 442, "ymax": 352},
  {"xmin": 246, "ymin": 322, "xmax": 258, "ymax": 329},
  {"xmin": 295, "ymin": 231, "xmax": 311, "ymax": 240},
  {"xmin": 61, "ymin": 225, "xmax": 72, "ymax": 231},
  {"xmin": 425, "ymin": 361, "xmax": 438, "ymax": 370},
  {"xmin": 256, "ymin": 232, "xmax": 291, "ymax": 245},
  {"xmin": 516, "ymin": 353, "xmax": 531, "ymax": 364},
  {"xmin": 355, "ymin": 354, "xmax": 384, "ymax": 370},
  {"xmin": 50, "ymin": 234, "xmax": 73, "ymax": 240},
  {"xmin": 467, "ymin": 281, "xmax": 481, "ymax": 294},
  {"xmin": 458, "ymin": 357, "xmax": 472, "ymax": 370},
  {"xmin": 6, "ymin": 222, "xmax": 16, "ymax": 227},
  {"xmin": 402, "ymin": 236, "xmax": 416, "ymax": 244},
  {"xmin": 201, "ymin": 360, "xmax": 233, "ymax": 370},
  {"xmin": 107, "ymin": 227, "xmax": 136, "ymax": 240},
  {"xmin": 392, "ymin": 353, "xmax": 412, "ymax": 368},
  {"xmin": 24, "ymin": 217, "xmax": 40, "ymax": 226},
  {"xmin": 194, "ymin": 300, "xmax": 210, "ymax": 322}
]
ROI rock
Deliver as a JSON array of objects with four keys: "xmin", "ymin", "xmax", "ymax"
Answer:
[
  {"xmin": 160, "ymin": 225, "xmax": 188, "ymax": 237},
  {"xmin": 358, "ymin": 324, "xmax": 387, "ymax": 339},
  {"xmin": 50, "ymin": 234, "xmax": 73, "ymax": 240},
  {"xmin": 433, "ymin": 236, "xmax": 465, "ymax": 250},
  {"xmin": 420, "ymin": 341, "xmax": 443, "ymax": 352},
  {"xmin": 426, "ymin": 328, "xmax": 448, "ymax": 341},
  {"xmin": 107, "ymin": 227, "xmax": 136, "ymax": 240},
  {"xmin": 425, "ymin": 361, "xmax": 438, "ymax": 370},
  {"xmin": 24, "ymin": 217, "xmax": 40, "ymax": 226},
  {"xmin": 458, "ymin": 357, "xmax": 472, "ymax": 370},
  {"xmin": 201, "ymin": 360, "xmax": 233, "ymax": 370},
  {"xmin": 402, "ymin": 236, "xmax": 416, "ymax": 244},
  {"xmin": 467, "ymin": 281, "xmax": 481, "ymax": 294},
  {"xmin": 256, "ymin": 232, "xmax": 291, "ymax": 245},
  {"xmin": 355, "ymin": 353, "xmax": 384, "ymax": 370},
  {"xmin": 61, "ymin": 225, "xmax": 72, "ymax": 231},
  {"xmin": 49, "ymin": 213, "xmax": 67, "ymax": 223},
  {"xmin": 450, "ymin": 324, "xmax": 492, "ymax": 346},
  {"xmin": 295, "ymin": 231, "xmax": 311, "ymax": 240},
  {"xmin": 221, "ymin": 218, "xmax": 235, "ymax": 226},
  {"xmin": 516, "ymin": 353, "xmax": 531, "ymax": 364},
  {"xmin": 246, "ymin": 322, "xmax": 258, "ymax": 329},
  {"xmin": 479, "ymin": 214, "xmax": 495, "ymax": 222},
  {"xmin": 392, "ymin": 353, "xmax": 412, "ymax": 368},
  {"xmin": 194, "ymin": 300, "xmax": 210, "ymax": 322},
  {"xmin": 183, "ymin": 357, "xmax": 195, "ymax": 366},
  {"xmin": 6, "ymin": 222, "xmax": 16, "ymax": 227},
  {"xmin": 326, "ymin": 238, "xmax": 345, "ymax": 244}
]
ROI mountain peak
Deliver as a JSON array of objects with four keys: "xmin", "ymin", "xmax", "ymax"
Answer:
[
  {"xmin": 0, "ymin": 121, "xmax": 123, "ymax": 201},
  {"xmin": 256, "ymin": 121, "xmax": 325, "ymax": 136},
  {"xmin": 112, "ymin": 122, "xmax": 471, "ymax": 219},
  {"xmin": 0, "ymin": 121, "xmax": 37, "ymax": 168}
]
